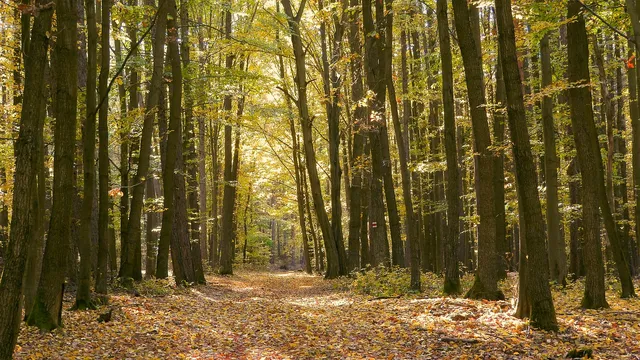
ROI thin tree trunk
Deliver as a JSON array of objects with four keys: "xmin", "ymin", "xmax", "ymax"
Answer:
[
  {"xmin": 384, "ymin": 0, "xmax": 414, "ymax": 281},
  {"xmin": 75, "ymin": 0, "xmax": 98, "ymax": 309},
  {"xmin": 626, "ymin": 1, "xmax": 640, "ymax": 277},
  {"xmin": 437, "ymin": 0, "xmax": 461, "ymax": 295},
  {"xmin": 541, "ymin": 32, "xmax": 566, "ymax": 285},
  {"xmin": 95, "ymin": 0, "xmax": 112, "ymax": 295},
  {"xmin": 218, "ymin": 6, "xmax": 236, "ymax": 275}
]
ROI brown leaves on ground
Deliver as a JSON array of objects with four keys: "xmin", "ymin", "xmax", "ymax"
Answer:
[{"xmin": 14, "ymin": 272, "xmax": 640, "ymax": 359}]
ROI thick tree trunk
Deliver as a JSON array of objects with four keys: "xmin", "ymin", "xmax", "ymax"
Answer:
[
  {"xmin": 27, "ymin": 0, "xmax": 78, "ymax": 330},
  {"xmin": 495, "ymin": 0, "xmax": 557, "ymax": 331},
  {"xmin": 437, "ymin": 0, "xmax": 461, "ymax": 295},
  {"xmin": 452, "ymin": 0, "xmax": 502, "ymax": 300},
  {"xmin": 0, "ymin": 1, "xmax": 53, "ymax": 355},
  {"xmin": 566, "ymin": 0, "xmax": 609, "ymax": 309}
]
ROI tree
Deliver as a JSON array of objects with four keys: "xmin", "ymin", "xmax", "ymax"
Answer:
[
  {"xmin": 75, "ymin": 0, "xmax": 99, "ymax": 309},
  {"xmin": 437, "ymin": 0, "xmax": 461, "ymax": 296},
  {"xmin": 540, "ymin": 30, "xmax": 566, "ymax": 286},
  {"xmin": 27, "ymin": 0, "xmax": 78, "ymax": 330},
  {"xmin": 452, "ymin": 0, "xmax": 502, "ymax": 300},
  {"xmin": 566, "ymin": 0, "xmax": 609, "ymax": 308},
  {"xmin": 281, "ymin": 0, "xmax": 344, "ymax": 278},
  {"xmin": 0, "ymin": 0, "xmax": 53, "ymax": 354},
  {"xmin": 123, "ymin": 0, "xmax": 168, "ymax": 281},
  {"xmin": 495, "ymin": 0, "xmax": 557, "ymax": 331}
]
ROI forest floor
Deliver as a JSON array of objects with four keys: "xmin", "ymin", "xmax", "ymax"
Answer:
[{"xmin": 14, "ymin": 270, "xmax": 640, "ymax": 359}]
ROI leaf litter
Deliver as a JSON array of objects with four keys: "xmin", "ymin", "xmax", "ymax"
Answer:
[{"xmin": 14, "ymin": 272, "xmax": 640, "ymax": 359}]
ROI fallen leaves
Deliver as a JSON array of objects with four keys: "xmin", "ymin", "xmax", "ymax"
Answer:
[{"xmin": 13, "ymin": 272, "xmax": 640, "ymax": 359}]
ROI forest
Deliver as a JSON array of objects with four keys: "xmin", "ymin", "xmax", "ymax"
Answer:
[{"xmin": 0, "ymin": 0, "xmax": 640, "ymax": 358}]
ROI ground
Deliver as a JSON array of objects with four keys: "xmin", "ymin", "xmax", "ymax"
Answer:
[{"xmin": 14, "ymin": 271, "xmax": 640, "ymax": 359}]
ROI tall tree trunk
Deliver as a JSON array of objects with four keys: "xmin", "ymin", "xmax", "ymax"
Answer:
[
  {"xmin": 218, "ymin": 6, "xmax": 236, "ymax": 275},
  {"xmin": 180, "ymin": 0, "xmax": 205, "ymax": 284},
  {"xmin": 495, "ymin": 0, "xmax": 558, "ymax": 331},
  {"xmin": 625, "ymin": 38, "xmax": 640, "ymax": 275},
  {"xmin": 27, "ymin": 0, "xmax": 78, "ymax": 330},
  {"xmin": 494, "ymin": 48, "xmax": 508, "ymax": 279},
  {"xmin": 281, "ymin": 0, "xmax": 343, "ymax": 278},
  {"xmin": 123, "ymin": 0, "xmax": 167, "ymax": 280},
  {"xmin": 159, "ymin": 0, "xmax": 197, "ymax": 284},
  {"xmin": 95, "ymin": 0, "xmax": 112, "ymax": 295},
  {"xmin": 437, "ymin": 0, "xmax": 460, "ymax": 295},
  {"xmin": 626, "ymin": 1, "xmax": 640, "ymax": 277},
  {"xmin": 0, "ymin": 0, "xmax": 53, "ymax": 354},
  {"xmin": 346, "ymin": 0, "xmax": 366, "ymax": 271},
  {"xmin": 452, "ymin": 0, "xmax": 502, "ymax": 300},
  {"xmin": 319, "ymin": 0, "xmax": 349, "ymax": 276},
  {"xmin": 75, "ymin": 0, "xmax": 98, "ymax": 309},
  {"xmin": 540, "ymin": 32, "xmax": 566, "ymax": 285},
  {"xmin": 362, "ymin": 0, "xmax": 391, "ymax": 268},
  {"xmin": 566, "ymin": 0, "xmax": 609, "ymax": 308},
  {"xmin": 385, "ymin": 0, "xmax": 415, "ymax": 284}
]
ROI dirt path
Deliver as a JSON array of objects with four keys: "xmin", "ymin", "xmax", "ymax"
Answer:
[{"xmin": 15, "ymin": 271, "xmax": 640, "ymax": 359}]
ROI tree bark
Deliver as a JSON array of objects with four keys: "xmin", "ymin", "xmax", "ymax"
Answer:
[
  {"xmin": 346, "ymin": 0, "xmax": 366, "ymax": 271},
  {"xmin": 385, "ymin": 0, "xmax": 415, "ymax": 285},
  {"xmin": 452, "ymin": 0, "xmax": 502, "ymax": 300},
  {"xmin": 123, "ymin": 0, "xmax": 167, "ymax": 280},
  {"xmin": 75, "ymin": 0, "xmax": 99, "ymax": 309},
  {"xmin": 0, "ymin": 1, "xmax": 53, "ymax": 354},
  {"xmin": 566, "ymin": 0, "xmax": 609, "ymax": 308},
  {"xmin": 281, "ymin": 0, "xmax": 343, "ymax": 277},
  {"xmin": 540, "ymin": 32, "xmax": 566, "ymax": 285},
  {"xmin": 437, "ymin": 0, "xmax": 461, "ymax": 295},
  {"xmin": 27, "ymin": 0, "xmax": 78, "ymax": 330},
  {"xmin": 495, "ymin": 0, "xmax": 557, "ymax": 331}
]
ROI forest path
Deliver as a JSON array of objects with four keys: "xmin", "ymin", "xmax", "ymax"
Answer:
[{"xmin": 15, "ymin": 271, "xmax": 640, "ymax": 359}]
